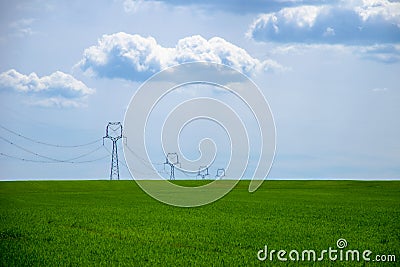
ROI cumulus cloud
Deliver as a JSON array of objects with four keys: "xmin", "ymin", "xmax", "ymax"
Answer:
[
  {"xmin": 248, "ymin": 0, "xmax": 400, "ymax": 45},
  {"xmin": 0, "ymin": 69, "xmax": 94, "ymax": 107},
  {"xmin": 76, "ymin": 33, "xmax": 284, "ymax": 81}
]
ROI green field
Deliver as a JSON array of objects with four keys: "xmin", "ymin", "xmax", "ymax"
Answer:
[{"xmin": 0, "ymin": 180, "xmax": 399, "ymax": 266}]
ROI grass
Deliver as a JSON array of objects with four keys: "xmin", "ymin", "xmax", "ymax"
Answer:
[{"xmin": 0, "ymin": 180, "xmax": 399, "ymax": 266}]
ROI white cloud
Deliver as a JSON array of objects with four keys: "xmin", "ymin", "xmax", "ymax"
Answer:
[
  {"xmin": 248, "ymin": 0, "xmax": 400, "ymax": 45},
  {"xmin": 123, "ymin": 0, "xmax": 143, "ymax": 12},
  {"xmin": 0, "ymin": 69, "xmax": 94, "ymax": 107},
  {"xmin": 372, "ymin": 87, "xmax": 388, "ymax": 92},
  {"xmin": 323, "ymin": 27, "xmax": 335, "ymax": 37},
  {"xmin": 9, "ymin": 18, "xmax": 37, "ymax": 37},
  {"xmin": 357, "ymin": 44, "xmax": 400, "ymax": 63},
  {"xmin": 76, "ymin": 32, "xmax": 284, "ymax": 81},
  {"xmin": 270, "ymin": 42, "xmax": 400, "ymax": 63},
  {"xmin": 28, "ymin": 97, "xmax": 85, "ymax": 108},
  {"xmin": 122, "ymin": 0, "xmax": 164, "ymax": 13},
  {"xmin": 354, "ymin": 0, "xmax": 400, "ymax": 25},
  {"xmin": 247, "ymin": 0, "xmax": 400, "ymax": 63}
]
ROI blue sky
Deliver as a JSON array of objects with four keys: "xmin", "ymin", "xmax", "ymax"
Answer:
[{"xmin": 0, "ymin": 0, "xmax": 399, "ymax": 180}]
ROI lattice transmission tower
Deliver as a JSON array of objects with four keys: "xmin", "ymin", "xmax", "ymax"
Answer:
[
  {"xmin": 103, "ymin": 122, "xmax": 123, "ymax": 180},
  {"xmin": 197, "ymin": 166, "xmax": 209, "ymax": 180},
  {"xmin": 215, "ymin": 168, "xmax": 225, "ymax": 179},
  {"xmin": 164, "ymin": 152, "xmax": 180, "ymax": 180}
]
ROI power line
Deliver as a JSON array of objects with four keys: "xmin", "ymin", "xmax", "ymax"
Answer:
[
  {"xmin": 123, "ymin": 141, "xmax": 175, "ymax": 176},
  {"xmin": 0, "ymin": 136, "xmax": 105, "ymax": 163},
  {"xmin": 103, "ymin": 144, "xmax": 167, "ymax": 177},
  {"xmin": 0, "ymin": 151, "xmax": 109, "ymax": 164},
  {"xmin": 175, "ymin": 168, "xmax": 198, "ymax": 178},
  {"xmin": 63, "ymin": 145, "xmax": 105, "ymax": 162},
  {"xmin": 124, "ymin": 144, "xmax": 211, "ymax": 178},
  {"xmin": 0, "ymin": 124, "xmax": 224, "ymax": 179},
  {"xmin": 0, "ymin": 124, "xmax": 102, "ymax": 148},
  {"xmin": 124, "ymin": 143, "xmax": 164, "ymax": 169}
]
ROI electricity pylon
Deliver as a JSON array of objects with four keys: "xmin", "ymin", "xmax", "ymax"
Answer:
[
  {"xmin": 164, "ymin": 152, "xmax": 180, "ymax": 180},
  {"xmin": 103, "ymin": 122, "xmax": 122, "ymax": 180},
  {"xmin": 216, "ymin": 168, "xmax": 225, "ymax": 179},
  {"xmin": 197, "ymin": 166, "xmax": 209, "ymax": 180}
]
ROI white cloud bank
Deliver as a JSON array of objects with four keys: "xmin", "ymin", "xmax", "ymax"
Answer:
[
  {"xmin": 247, "ymin": 0, "xmax": 400, "ymax": 62},
  {"xmin": 77, "ymin": 33, "xmax": 283, "ymax": 81},
  {"xmin": 0, "ymin": 69, "xmax": 94, "ymax": 107},
  {"xmin": 248, "ymin": 0, "xmax": 400, "ymax": 44}
]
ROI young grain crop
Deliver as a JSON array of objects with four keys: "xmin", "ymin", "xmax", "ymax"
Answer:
[{"xmin": 0, "ymin": 180, "xmax": 399, "ymax": 266}]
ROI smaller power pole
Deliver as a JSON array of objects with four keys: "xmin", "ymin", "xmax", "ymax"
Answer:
[
  {"xmin": 103, "ymin": 122, "xmax": 122, "ymax": 180},
  {"xmin": 197, "ymin": 166, "xmax": 209, "ymax": 180},
  {"xmin": 215, "ymin": 168, "xmax": 225, "ymax": 179},
  {"xmin": 164, "ymin": 152, "xmax": 179, "ymax": 180}
]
